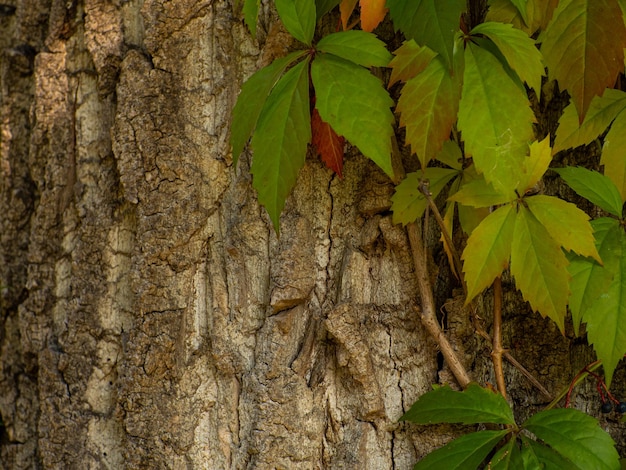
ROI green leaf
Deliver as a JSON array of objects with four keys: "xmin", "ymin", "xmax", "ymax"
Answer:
[
  {"xmin": 511, "ymin": 205, "xmax": 570, "ymax": 331},
  {"xmin": 435, "ymin": 139, "xmax": 463, "ymax": 170},
  {"xmin": 462, "ymin": 204, "xmax": 516, "ymax": 303},
  {"xmin": 602, "ymin": 107, "xmax": 626, "ymax": 201},
  {"xmin": 526, "ymin": 195, "xmax": 600, "ymax": 261},
  {"xmin": 391, "ymin": 168, "xmax": 458, "ymax": 225},
  {"xmin": 231, "ymin": 51, "xmax": 307, "ymax": 166},
  {"xmin": 518, "ymin": 137, "xmax": 552, "ymax": 194},
  {"xmin": 583, "ymin": 229, "xmax": 626, "ymax": 387},
  {"xmin": 553, "ymin": 166, "xmax": 623, "ymax": 217},
  {"xmin": 458, "ymin": 42, "xmax": 535, "ymax": 196},
  {"xmin": 520, "ymin": 435, "xmax": 578, "ymax": 470},
  {"xmin": 470, "ymin": 21, "xmax": 544, "ymax": 93},
  {"xmin": 568, "ymin": 218, "xmax": 621, "ymax": 335},
  {"xmin": 389, "ymin": 40, "xmax": 437, "ymax": 86},
  {"xmin": 316, "ymin": 30, "xmax": 392, "ymax": 67},
  {"xmin": 387, "ymin": 0, "xmax": 465, "ymax": 69},
  {"xmin": 275, "ymin": 0, "xmax": 316, "ymax": 45},
  {"xmin": 523, "ymin": 408, "xmax": 620, "ymax": 470},
  {"xmin": 488, "ymin": 438, "xmax": 523, "ymax": 470},
  {"xmin": 449, "ymin": 177, "xmax": 514, "ymax": 208},
  {"xmin": 554, "ymin": 89, "xmax": 626, "ymax": 154},
  {"xmin": 540, "ymin": 0, "xmax": 626, "ymax": 121},
  {"xmin": 242, "ymin": 0, "xmax": 260, "ymax": 37},
  {"xmin": 316, "ymin": 0, "xmax": 340, "ymax": 18},
  {"xmin": 250, "ymin": 59, "xmax": 311, "ymax": 232},
  {"xmin": 401, "ymin": 383, "xmax": 515, "ymax": 425},
  {"xmin": 414, "ymin": 430, "xmax": 510, "ymax": 470},
  {"xmin": 396, "ymin": 56, "xmax": 461, "ymax": 168},
  {"xmin": 311, "ymin": 53, "xmax": 395, "ymax": 177}
]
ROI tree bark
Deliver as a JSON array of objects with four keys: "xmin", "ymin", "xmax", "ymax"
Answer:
[{"xmin": 0, "ymin": 1, "xmax": 624, "ymax": 469}]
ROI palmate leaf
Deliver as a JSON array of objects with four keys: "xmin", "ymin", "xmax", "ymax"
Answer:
[
  {"xmin": 311, "ymin": 53, "xmax": 395, "ymax": 177},
  {"xmin": 339, "ymin": 0, "xmax": 358, "ymax": 29},
  {"xmin": 391, "ymin": 168, "xmax": 458, "ymax": 225},
  {"xmin": 523, "ymin": 408, "xmax": 620, "ymax": 470},
  {"xmin": 458, "ymin": 42, "xmax": 535, "ymax": 196},
  {"xmin": 526, "ymin": 195, "xmax": 600, "ymax": 262},
  {"xmin": 250, "ymin": 59, "xmax": 311, "ymax": 232},
  {"xmin": 387, "ymin": 0, "xmax": 465, "ymax": 69},
  {"xmin": 520, "ymin": 435, "xmax": 578, "ymax": 470},
  {"xmin": 316, "ymin": 30, "xmax": 392, "ymax": 67},
  {"xmin": 275, "ymin": 0, "xmax": 316, "ymax": 45},
  {"xmin": 462, "ymin": 204, "xmax": 516, "ymax": 302},
  {"xmin": 470, "ymin": 21, "xmax": 544, "ymax": 92},
  {"xmin": 311, "ymin": 107, "xmax": 344, "ymax": 177},
  {"xmin": 402, "ymin": 383, "xmax": 515, "ymax": 425},
  {"xmin": 540, "ymin": 0, "xmax": 626, "ymax": 121},
  {"xmin": 602, "ymin": 107, "xmax": 626, "ymax": 201},
  {"xmin": 583, "ymin": 228, "xmax": 626, "ymax": 387},
  {"xmin": 396, "ymin": 56, "xmax": 461, "ymax": 168},
  {"xmin": 413, "ymin": 430, "xmax": 510, "ymax": 470},
  {"xmin": 554, "ymin": 166, "xmax": 623, "ymax": 217},
  {"xmin": 510, "ymin": 205, "xmax": 570, "ymax": 331},
  {"xmin": 568, "ymin": 218, "xmax": 622, "ymax": 335},
  {"xmin": 231, "ymin": 50, "xmax": 307, "ymax": 166},
  {"xmin": 388, "ymin": 40, "xmax": 437, "ymax": 87},
  {"xmin": 554, "ymin": 89, "xmax": 626, "ymax": 154}
]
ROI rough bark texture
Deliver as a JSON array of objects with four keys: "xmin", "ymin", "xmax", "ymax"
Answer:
[{"xmin": 0, "ymin": 0, "xmax": 624, "ymax": 469}]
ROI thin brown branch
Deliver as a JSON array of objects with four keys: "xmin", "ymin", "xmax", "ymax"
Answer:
[
  {"xmin": 419, "ymin": 179, "xmax": 465, "ymax": 294},
  {"xmin": 408, "ymin": 222, "xmax": 472, "ymax": 388},
  {"xmin": 472, "ymin": 310, "xmax": 552, "ymax": 400},
  {"xmin": 491, "ymin": 277, "xmax": 506, "ymax": 398}
]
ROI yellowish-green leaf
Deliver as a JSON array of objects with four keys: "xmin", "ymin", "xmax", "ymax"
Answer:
[
  {"xmin": 568, "ymin": 218, "xmax": 621, "ymax": 335},
  {"xmin": 511, "ymin": 205, "xmax": 570, "ymax": 331},
  {"xmin": 602, "ymin": 108, "xmax": 626, "ymax": 201},
  {"xmin": 540, "ymin": 0, "xmax": 626, "ymax": 121},
  {"xmin": 449, "ymin": 177, "xmax": 515, "ymax": 208},
  {"xmin": 526, "ymin": 195, "xmax": 601, "ymax": 262},
  {"xmin": 435, "ymin": 139, "xmax": 463, "ymax": 170},
  {"xmin": 250, "ymin": 59, "xmax": 311, "ymax": 232},
  {"xmin": 391, "ymin": 168, "xmax": 458, "ymax": 225},
  {"xmin": 583, "ymin": 229, "xmax": 626, "ymax": 387},
  {"xmin": 554, "ymin": 89, "xmax": 626, "ymax": 154},
  {"xmin": 389, "ymin": 40, "xmax": 437, "ymax": 86},
  {"xmin": 470, "ymin": 21, "xmax": 544, "ymax": 92},
  {"xmin": 441, "ymin": 201, "xmax": 459, "ymax": 279},
  {"xmin": 518, "ymin": 136, "xmax": 552, "ymax": 194},
  {"xmin": 486, "ymin": 0, "xmax": 559, "ymax": 35},
  {"xmin": 463, "ymin": 204, "xmax": 516, "ymax": 303},
  {"xmin": 396, "ymin": 56, "xmax": 461, "ymax": 168},
  {"xmin": 554, "ymin": 166, "xmax": 624, "ymax": 217},
  {"xmin": 458, "ymin": 42, "xmax": 535, "ymax": 196}
]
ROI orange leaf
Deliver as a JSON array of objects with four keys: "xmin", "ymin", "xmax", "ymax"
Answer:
[
  {"xmin": 312, "ymin": 107, "xmax": 345, "ymax": 177},
  {"xmin": 340, "ymin": 0, "xmax": 358, "ymax": 30},
  {"xmin": 359, "ymin": 0, "xmax": 387, "ymax": 32}
]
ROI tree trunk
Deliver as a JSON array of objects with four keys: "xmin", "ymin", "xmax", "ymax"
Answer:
[{"xmin": 0, "ymin": 1, "xmax": 624, "ymax": 468}]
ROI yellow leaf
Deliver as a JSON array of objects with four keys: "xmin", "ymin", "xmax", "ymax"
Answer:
[
  {"xmin": 517, "ymin": 136, "xmax": 551, "ymax": 194},
  {"xmin": 340, "ymin": 0, "xmax": 358, "ymax": 29}
]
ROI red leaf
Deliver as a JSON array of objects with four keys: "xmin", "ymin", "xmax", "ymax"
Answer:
[{"xmin": 312, "ymin": 107, "xmax": 345, "ymax": 177}]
